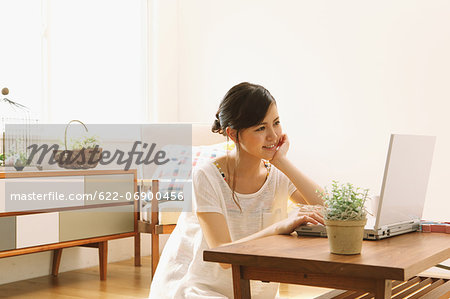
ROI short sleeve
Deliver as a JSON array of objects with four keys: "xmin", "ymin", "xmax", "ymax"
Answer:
[
  {"xmin": 288, "ymin": 180, "xmax": 297, "ymax": 197},
  {"xmin": 192, "ymin": 167, "xmax": 224, "ymax": 214}
]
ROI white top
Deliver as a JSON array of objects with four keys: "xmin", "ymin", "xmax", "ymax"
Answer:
[{"xmin": 149, "ymin": 160, "xmax": 296, "ymax": 299}]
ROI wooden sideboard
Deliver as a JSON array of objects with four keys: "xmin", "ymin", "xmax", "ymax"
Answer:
[{"xmin": 0, "ymin": 169, "xmax": 140, "ymax": 280}]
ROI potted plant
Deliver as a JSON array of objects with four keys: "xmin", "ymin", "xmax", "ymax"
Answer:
[
  {"xmin": 4, "ymin": 151, "xmax": 31, "ymax": 171},
  {"xmin": 53, "ymin": 120, "xmax": 102, "ymax": 169},
  {"xmin": 69, "ymin": 135, "xmax": 100, "ymax": 151},
  {"xmin": 318, "ymin": 181, "xmax": 369, "ymax": 255}
]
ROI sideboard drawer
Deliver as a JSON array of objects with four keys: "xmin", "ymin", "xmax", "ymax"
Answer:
[
  {"xmin": 0, "ymin": 179, "xmax": 5, "ymax": 212},
  {"xmin": 0, "ymin": 216, "xmax": 16, "ymax": 251},
  {"xmin": 3, "ymin": 176, "xmax": 85, "ymax": 212},
  {"xmin": 59, "ymin": 205, "xmax": 134, "ymax": 242},
  {"xmin": 16, "ymin": 212, "xmax": 59, "ymax": 248},
  {"xmin": 84, "ymin": 174, "xmax": 134, "ymax": 205}
]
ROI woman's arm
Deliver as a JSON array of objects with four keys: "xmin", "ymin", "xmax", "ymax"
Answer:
[
  {"xmin": 276, "ymin": 159, "xmax": 324, "ymax": 206},
  {"xmin": 271, "ymin": 134, "xmax": 324, "ymax": 206},
  {"xmin": 197, "ymin": 211, "xmax": 322, "ymax": 269},
  {"xmin": 290, "ymin": 189, "xmax": 310, "ymax": 205}
]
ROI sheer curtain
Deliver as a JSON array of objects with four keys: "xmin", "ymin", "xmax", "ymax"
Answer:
[
  {"xmin": 47, "ymin": 0, "xmax": 147, "ymax": 124},
  {"xmin": 0, "ymin": 0, "xmax": 42, "ymax": 120},
  {"xmin": 0, "ymin": 0, "xmax": 148, "ymax": 124}
]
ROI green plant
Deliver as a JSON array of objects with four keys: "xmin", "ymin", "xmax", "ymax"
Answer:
[
  {"xmin": 0, "ymin": 153, "xmax": 4, "ymax": 166},
  {"xmin": 317, "ymin": 180, "xmax": 369, "ymax": 221},
  {"xmin": 70, "ymin": 135, "xmax": 100, "ymax": 150},
  {"xmin": 59, "ymin": 135, "xmax": 101, "ymax": 150},
  {"xmin": 7, "ymin": 151, "xmax": 31, "ymax": 167}
]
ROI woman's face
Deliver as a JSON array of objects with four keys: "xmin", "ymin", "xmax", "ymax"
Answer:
[{"xmin": 238, "ymin": 103, "xmax": 282, "ymax": 161}]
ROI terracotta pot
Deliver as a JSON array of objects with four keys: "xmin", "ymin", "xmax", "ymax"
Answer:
[{"xmin": 325, "ymin": 218, "xmax": 367, "ymax": 255}]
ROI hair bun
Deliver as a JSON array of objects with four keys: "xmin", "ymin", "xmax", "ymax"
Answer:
[{"xmin": 212, "ymin": 114, "xmax": 224, "ymax": 135}]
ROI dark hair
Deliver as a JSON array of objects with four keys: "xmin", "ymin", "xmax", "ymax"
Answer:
[
  {"xmin": 212, "ymin": 82, "xmax": 276, "ymax": 136},
  {"xmin": 212, "ymin": 82, "xmax": 277, "ymax": 211}
]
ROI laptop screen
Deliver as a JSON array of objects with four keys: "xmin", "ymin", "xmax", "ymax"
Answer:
[{"xmin": 376, "ymin": 134, "xmax": 436, "ymax": 228}]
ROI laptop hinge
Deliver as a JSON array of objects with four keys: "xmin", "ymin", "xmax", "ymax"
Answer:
[{"xmin": 377, "ymin": 219, "xmax": 420, "ymax": 237}]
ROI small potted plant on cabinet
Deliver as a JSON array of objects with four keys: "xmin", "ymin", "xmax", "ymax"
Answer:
[
  {"xmin": 318, "ymin": 181, "xmax": 369, "ymax": 255},
  {"xmin": 4, "ymin": 151, "xmax": 31, "ymax": 171}
]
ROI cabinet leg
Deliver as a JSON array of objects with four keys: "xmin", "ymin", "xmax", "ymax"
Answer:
[
  {"xmin": 52, "ymin": 248, "xmax": 63, "ymax": 277},
  {"xmin": 98, "ymin": 241, "xmax": 108, "ymax": 280}
]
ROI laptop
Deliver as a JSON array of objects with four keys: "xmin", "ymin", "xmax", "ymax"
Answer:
[{"xmin": 296, "ymin": 134, "xmax": 436, "ymax": 240}]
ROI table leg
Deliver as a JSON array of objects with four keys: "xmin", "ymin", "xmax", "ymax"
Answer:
[
  {"xmin": 232, "ymin": 265, "xmax": 251, "ymax": 299},
  {"xmin": 374, "ymin": 279, "xmax": 392, "ymax": 299},
  {"xmin": 134, "ymin": 232, "xmax": 141, "ymax": 266},
  {"xmin": 151, "ymin": 232, "xmax": 159, "ymax": 277}
]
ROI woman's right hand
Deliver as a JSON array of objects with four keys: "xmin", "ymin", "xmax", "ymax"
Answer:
[
  {"xmin": 270, "ymin": 134, "xmax": 289, "ymax": 167},
  {"xmin": 275, "ymin": 209, "xmax": 324, "ymax": 235}
]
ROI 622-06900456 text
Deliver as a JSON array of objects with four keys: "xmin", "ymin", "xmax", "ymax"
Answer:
[{"xmin": 9, "ymin": 191, "xmax": 185, "ymax": 202}]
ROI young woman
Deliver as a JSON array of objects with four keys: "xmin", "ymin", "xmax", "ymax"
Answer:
[{"xmin": 149, "ymin": 82, "xmax": 324, "ymax": 299}]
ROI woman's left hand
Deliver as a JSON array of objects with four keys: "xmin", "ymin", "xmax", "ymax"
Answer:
[{"xmin": 270, "ymin": 133, "xmax": 289, "ymax": 165}]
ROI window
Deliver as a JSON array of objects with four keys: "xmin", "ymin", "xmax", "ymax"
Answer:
[
  {"xmin": 0, "ymin": 0, "xmax": 42, "ymax": 120},
  {"xmin": 0, "ymin": 0, "xmax": 148, "ymax": 124}
]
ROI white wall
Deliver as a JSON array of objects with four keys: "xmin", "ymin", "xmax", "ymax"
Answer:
[
  {"xmin": 158, "ymin": 0, "xmax": 450, "ymax": 220},
  {"xmin": 151, "ymin": 0, "xmax": 180, "ymax": 122}
]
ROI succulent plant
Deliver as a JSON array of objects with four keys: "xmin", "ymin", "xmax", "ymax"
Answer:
[
  {"xmin": 317, "ymin": 180, "xmax": 369, "ymax": 221},
  {"xmin": 59, "ymin": 135, "xmax": 101, "ymax": 150}
]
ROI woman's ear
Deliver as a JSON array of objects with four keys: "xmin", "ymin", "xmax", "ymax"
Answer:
[{"xmin": 226, "ymin": 127, "xmax": 238, "ymax": 143}]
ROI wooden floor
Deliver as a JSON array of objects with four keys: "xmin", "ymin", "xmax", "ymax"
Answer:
[
  {"xmin": 0, "ymin": 256, "xmax": 332, "ymax": 298},
  {"xmin": 0, "ymin": 257, "xmax": 151, "ymax": 299}
]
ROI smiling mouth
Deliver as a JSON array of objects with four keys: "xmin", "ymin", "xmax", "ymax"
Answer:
[{"xmin": 262, "ymin": 144, "xmax": 277, "ymax": 150}]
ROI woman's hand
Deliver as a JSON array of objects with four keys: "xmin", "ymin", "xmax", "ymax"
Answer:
[
  {"xmin": 274, "ymin": 209, "xmax": 325, "ymax": 235},
  {"xmin": 270, "ymin": 133, "xmax": 289, "ymax": 166}
]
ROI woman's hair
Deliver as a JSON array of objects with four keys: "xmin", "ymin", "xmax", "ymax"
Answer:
[
  {"xmin": 211, "ymin": 82, "xmax": 277, "ymax": 211},
  {"xmin": 212, "ymin": 82, "xmax": 276, "ymax": 136}
]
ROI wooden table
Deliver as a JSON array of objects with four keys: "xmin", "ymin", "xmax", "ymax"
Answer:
[{"xmin": 204, "ymin": 232, "xmax": 450, "ymax": 299}]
